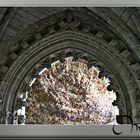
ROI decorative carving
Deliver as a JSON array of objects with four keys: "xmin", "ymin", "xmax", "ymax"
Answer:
[
  {"xmin": 9, "ymin": 52, "xmax": 18, "ymax": 60},
  {"xmin": 21, "ymin": 41, "xmax": 29, "ymax": 49},
  {"xmin": 77, "ymin": 53, "xmax": 89, "ymax": 62},
  {"xmin": 0, "ymin": 66, "xmax": 9, "ymax": 73},
  {"xmin": 95, "ymin": 31, "xmax": 104, "ymax": 39},
  {"xmin": 0, "ymin": 8, "xmax": 138, "ymax": 123},
  {"xmin": 24, "ymin": 74, "xmax": 32, "ymax": 84},
  {"xmin": 65, "ymin": 11, "xmax": 73, "ymax": 23},
  {"xmin": 0, "ymin": 56, "xmax": 8, "ymax": 67},
  {"xmin": 48, "ymin": 26, "xmax": 55, "ymax": 33},
  {"xmin": 82, "ymin": 25, "xmax": 90, "ymax": 33},
  {"xmin": 57, "ymin": 13, "xmax": 80, "ymax": 31},
  {"xmin": 48, "ymin": 53, "xmax": 59, "ymax": 63},
  {"xmin": 34, "ymin": 33, "xmax": 42, "ymax": 40},
  {"xmin": 130, "ymin": 63, "xmax": 140, "ymax": 71},
  {"xmin": 10, "ymin": 42, "xmax": 20, "ymax": 52},
  {"xmin": 120, "ymin": 50, "xmax": 130, "ymax": 58},
  {"xmin": 108, "ymin": 39, "xmax": 118, "ymax": 46},
  {"xmin": 129, "ymin": 63, "xmax": 140, "ymax": 81},
  {"xmin": 57, "ymin": 17, "xmax": 65, "ymax": 26},
  {"xmin": 1, "ymin": 31, "xmax": 137, "ymax": 97}
]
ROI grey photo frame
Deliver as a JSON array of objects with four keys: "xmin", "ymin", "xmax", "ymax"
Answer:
[{"xmin": 0, "ymin": 0, "xmax": 140, "ymax": 139}]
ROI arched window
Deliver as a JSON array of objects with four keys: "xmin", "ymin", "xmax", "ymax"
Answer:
[{"xmin": 14, "ymin": 56, "xmax": 119, "ymax": 125}]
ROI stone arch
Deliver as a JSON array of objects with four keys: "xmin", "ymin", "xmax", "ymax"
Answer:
[
  {"xmin": 0, "ymin": 31, "xmax": 136, "ymax": 124},
  {"xmin": 0, "ymin": 9, "xmax": 139, "ymax": 124}
]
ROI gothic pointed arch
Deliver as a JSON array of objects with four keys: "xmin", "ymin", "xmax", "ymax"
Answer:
[{"xmin": 0, "ymin": 8, "xmax": 139, "ymax": 124}]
